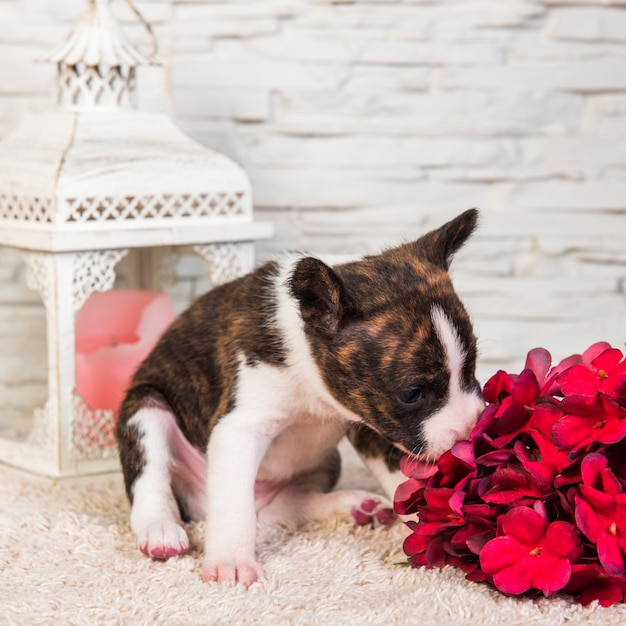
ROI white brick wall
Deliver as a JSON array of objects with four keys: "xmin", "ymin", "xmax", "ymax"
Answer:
[{"xmin": 0, "ymin": 0, "xmax": 625, "ymax": 400}]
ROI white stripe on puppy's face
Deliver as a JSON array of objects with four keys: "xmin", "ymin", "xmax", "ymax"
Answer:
[
  {"xmin": 421, "ymin": 306, "xmax": 484, "ymax": 459},
  {"xmin": 431, "ymin": 306, "xmax": 465, "ymax": 391}
]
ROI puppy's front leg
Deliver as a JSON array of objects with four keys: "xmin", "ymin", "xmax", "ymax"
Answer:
[
  {"xmin": 202, "ymin": 412, "xmax": 274, "ymax": 588},
  {"xmin": 347, "ymin": 425, "xmax": 406, "ymax": 502}
]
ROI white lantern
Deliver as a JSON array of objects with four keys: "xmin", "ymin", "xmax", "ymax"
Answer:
[{"xmin": 0, "ymin": 0, "xmax": 272, "ymax": 477}]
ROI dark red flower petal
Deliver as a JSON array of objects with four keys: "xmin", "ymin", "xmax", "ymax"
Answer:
[
  {"xmin": 450, "ymin": 440, "xmax": 475, "ymax": 466},
  {"xmin": 602, "ymin": 370, "xmax": 626, "ymax": 398},
  {"xmin": 500, "ymin": 507, "xmax": 546, "ymax": 546},
  {"xmin": 476, "ymin": 449, "xmax": 514, "ymax": 467},
  {"xmin": 409, "ymin": 553, "xmax": 429, "ymax": 568},
  {"xmin": 566, "ymin": 393, "xmax": 626, "ymax": 423},
  {"xmin": 465, "ymin": 529, "xmax": 496, "ymax": 556},
  {"xmin": 578, "ymin": 484, "xmax": 614, "ymax": 515},
  {"xmin": 483, "ymin": 370, "xmax": 515, "ymax": 404},
  {"xmin": 511, "ymin": 368, "xmax": 540, "ymax": 407},
  {"xmin": 581, "ymin": 453, "xmax": 610, "ymax": 488},
  {"xmin": 493, "ymin": 561, "xmax": 535, "ymax": 595},
  {"xmin": 448, "ymin": 490, "xmax": 466, "ymax": 517},
  {"xmin": 565, "ymin": 563, "xmax": 626, "ymax": 607},
  {"xmin": 599, "ymin": 469, "xmax": 622, "ymax": 497},
  {"xmin": 558, "ymin": 365, "xmax": 600, "ymax": 397},
  {"xmin": 544, "ymin": 521, "xmax": 580, "ymax": 558},
  {"xmin": 465, "ymin": 567, "xmax": 489, "ymax": 583},
  {"xmin": 597, "ymin": 533, "xmax": 626, "ymax": 577},
  {"xmin": 436, "ymin": 446, "xmax": 475, "ymax": 489},
  {"xmin": 514, "ymin": 440, "xmax": 559, "ymax": 490},
  {"xmin": 479, "ymin": 537, "xmax": 526, "ymax": 575},
  {"xmin": 403, "ymin": 530, "xmax": 430, "ymax": 556},
  {"xmin": 481, "ymin": 466, "xmax": 546, "ymax": 504},
  {"xmin": 581, "ymin": 342, "xmax": 613, "ymax": 364},
  {"xmin": 462, "ymin": 503, "xmax": 500, "ymax": 519},
  {"xmin": 422, "ymin": 487, "xmax": 456, "ymax": 512},
  {"xmin": 552, "ymin": 414, "xmax": 593, "ymax": 451},
  {"xmin": 425, "ymin": 535, "xmax": 447, "ymax": 568},
  {"xmin": 591, "ymin": 348, "xmax": 623, "ymax": 374},
  {"xmin": 574, "ymin": 495, "xmax": 606, "ymax": 541},
  {"xmin": 525, "ymin": 348, "xmax": 552, "ymax": 386},
  {"xmin": 579, "ymin": 582, "xmax": 626, "ymax": 608},
  {"xmin": 529, "ymin": 402, "xmax": 564, "ymax": 440},
  {"xmin": 400, "ymin": 455, "xmax": 439, "ymax": 480},
  {"xmin": 532, "ymin": 557, "xmax": 571, "ymax": 597},
  {"xmin": 493, "ymin": 401, "xmax": 532, "ymax": 444},
  {"xmin": 394, "ymin": 477, "xmax": 425, "ymax": 515}
]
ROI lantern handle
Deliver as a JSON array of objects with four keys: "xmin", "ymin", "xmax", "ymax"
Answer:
[{"xmin": 120, "ymin": 0, "xmax": 158, "ymax": 58}]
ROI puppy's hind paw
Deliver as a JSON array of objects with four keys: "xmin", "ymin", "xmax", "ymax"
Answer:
[
  {"xmin": 351, "ymin": 498, "xmax": 398, "ymax": 527},
  {"xmin": 202, "ymin": 559, "xmax": 265, "ymax": 588},
  {"xmin": 138, "ymin": 521, "xmax": 189, "ymax": 560}
]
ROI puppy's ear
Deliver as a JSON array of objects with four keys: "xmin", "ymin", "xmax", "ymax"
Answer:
[
  {"xmin": 413, "ymin": 208, "xmax": 479, "ymax": 270},
  {"xmin": 289, "ymin": 257, "xmax": 357, "ymax": 334}
]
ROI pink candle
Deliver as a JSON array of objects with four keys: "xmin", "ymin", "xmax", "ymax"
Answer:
[{"xmin": 75, "ymin": 289, "xmax": 175, "ymax": 417}]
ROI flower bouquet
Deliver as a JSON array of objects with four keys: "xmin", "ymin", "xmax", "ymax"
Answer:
[{"xmin": 395, "ymin": 342, "xmax": 626, "ymax": 607}]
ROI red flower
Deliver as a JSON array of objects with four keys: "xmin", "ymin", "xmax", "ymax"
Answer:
[
  {"xmin": 574, "ymin": 454, "xmax": 626, "ymax": 576},
  {"xmin": 538, "ymin": 342, "xmax": 613, "ymax": 397},
  {"xmin": 515, "ymin": 403, "xmax": 572, "ymax": 490},
  {"xmin": 396, "ymin": 342, "xmax": 626, "ymax": 607},
  {"xmin": 483, "ymin": 370, "xmax": 515, "ymax": 405},
  {"xmin": 480, "ymin": 507, "xmax": 579, "ymax": 597},
  {"xmin": 479, "ymin": 463, "xmax": 546, "ymax": 505},
  {"xmin": 451, "ymin": 516, "xmax": 496, "ymax": 558},
  {"xmin": 490, "ymin": 369, "xmax": 540, "ymax": 447},
  {"xmin": 394, "ymin": 456, "xmax": 438, "ymax": 515},
  {"xmin": 431, "ymin": 440, "xmax": 476, "ymax": 490},
  {"xmin": 403, "ymin": 527, "xmax": 432, "ymax": 566},
  {"xmin": 394, "ymin": 479, "xmax": 424, "ymax": 516},
  {"xmin": 403, "ymin": 487, "xmax": 468, "ymax": 568},
  {"xmin": 524, "ymin": 346, "xmax": 578, "ymax": 396},
  {"xmin": 400, "ymin": 455, "xmax": 439, "ymax": 481},
  {"xmin": 416, "ymin": 488, "xmax": 466, "ymax": 535},
  {"xmin": 552, "ymin": 394, "xmax": 626, "ymax": 454},
  {"xmin": 524, "ymin": 347, "xmax": 552, "ymax": 386},
  {"xmin": 565, "ymin": 563, "xmax": 626, "ymax": 607},
  {"xmin": 403, "ymin": 528, "xmax": 464, "ymax": 570},
  {"xmin": 557, "ymin": 345, "xmax": 626, "ymax": 400}
]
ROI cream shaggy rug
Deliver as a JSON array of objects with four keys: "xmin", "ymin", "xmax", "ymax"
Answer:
[{"xmin": 1, "ymin": 440, "xmax": 625, "ymax": 626}]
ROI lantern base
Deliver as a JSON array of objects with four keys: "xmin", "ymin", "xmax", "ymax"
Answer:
[{"xmin": 0, "ymin": 239, "xmax": 268, "ymax": 478}]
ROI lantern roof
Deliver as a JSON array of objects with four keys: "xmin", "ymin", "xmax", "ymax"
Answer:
[
  {"xmin": 41, "ymin": 0, "xmax": 157, "ymax": 69},
  {"xmin": 0, "ymin": 0, "xmax": 272, "ymax": 253}
]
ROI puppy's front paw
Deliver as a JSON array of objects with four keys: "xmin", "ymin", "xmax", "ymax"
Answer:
[
  {"xmin": 202, "ymin": 558, "xmax": 265, "ymax": 588},
  {"xmin": 350, "ymin": 497, "xmax": 397, "ymax": 527},
  {"xmin": 138, "ymin": 521, "xmax": 189, "ymax": 559}
]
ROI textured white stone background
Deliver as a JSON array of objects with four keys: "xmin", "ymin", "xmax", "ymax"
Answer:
[{"xmin": 1, "ymin": 0, "xmax": 625, "ymax": 411}]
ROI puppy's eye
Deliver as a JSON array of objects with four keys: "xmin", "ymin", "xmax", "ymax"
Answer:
[{"xmin": 397, "ymin": 388, "xmax": 424, "ymax": 405}]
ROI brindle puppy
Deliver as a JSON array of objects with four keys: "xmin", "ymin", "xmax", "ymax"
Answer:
[{"xmin": 116, "ymin": 208, "xmax": 484, "ymax": 587}]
